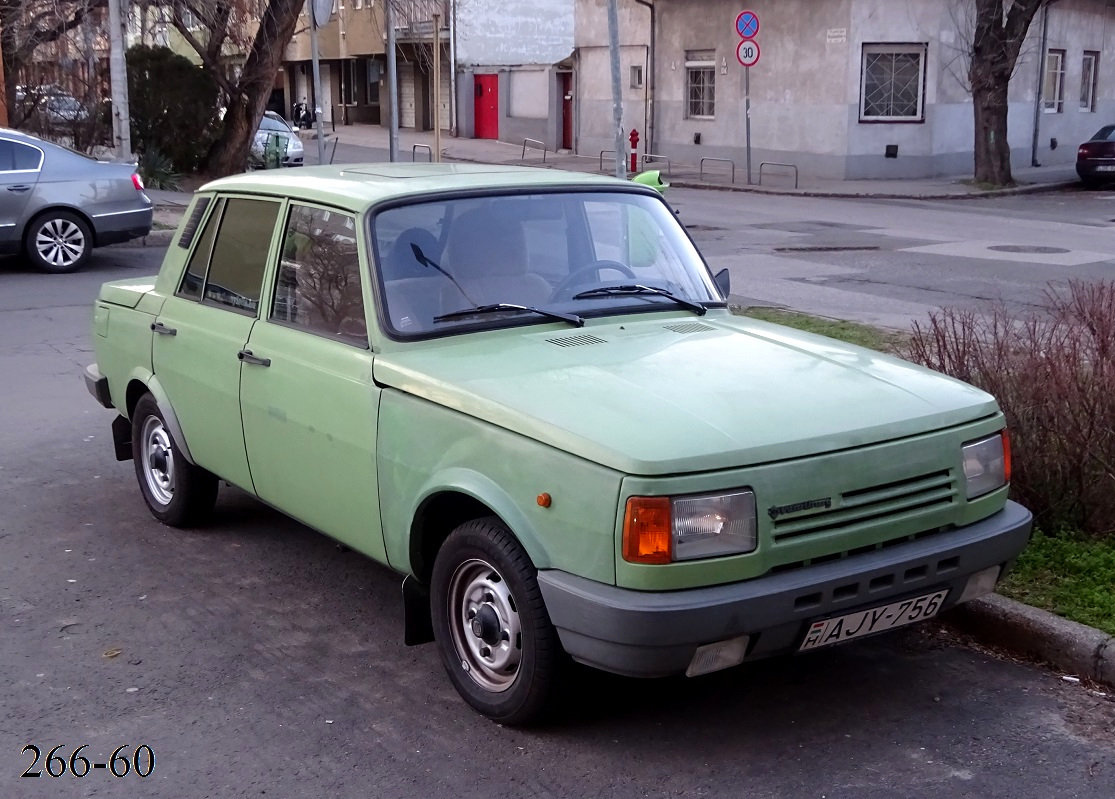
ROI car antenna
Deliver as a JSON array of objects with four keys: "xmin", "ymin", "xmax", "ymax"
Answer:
[{"xmin": 410, "ymin": 243, "xmax": 478, "ymax": 306}]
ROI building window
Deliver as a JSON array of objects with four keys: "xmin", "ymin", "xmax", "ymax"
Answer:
[
  {"xmin": 342, "ymin": 59, "xmax": 357, "ymax": 104},
  {"xmin": 860, "ymin": 44, "xmax": 926, "ymax": 121},
  {"xmin": 1043, "ymin": 49, "xmax": 1065, "ymax": 113},
  {"xmin": 1081, "ymin": 51, "xmax": 1099, "ymax": 112},
  {"xmin": 630, "ymin": 65, "xmax": 643, "ymax": 89},
  {"xmin": 354, "ymin": 0, "xmax": 363, "ymax": 8},
  {"xmin": 685, "ymin": 50, "xmax": 715, "ymax": 119}
]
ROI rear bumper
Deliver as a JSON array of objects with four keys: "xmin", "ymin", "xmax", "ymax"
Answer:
[
  {"xmin": 537, "ymin": 501, "xmax": 1033, "ymax": 678},
  {"xmin": 93, "ymin": 206, "xmax": 153, "ymax": 246},
  {"xmin": 1076, "ymin": 160, "xmax": 1115, "ymax": 180},
  {"xmin": 83, "ymin": 364, "xmax": 113, "ymax": 408}
]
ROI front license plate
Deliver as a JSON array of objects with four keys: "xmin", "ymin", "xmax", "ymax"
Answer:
[{"xmin": 799, "ymin": 590, "xmax": 948, "ymax": 651}]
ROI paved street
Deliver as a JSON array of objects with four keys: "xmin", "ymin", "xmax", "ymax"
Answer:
[{"xmin": 2, "ymin": 189, "xmax": 1114, "ymax": 797}]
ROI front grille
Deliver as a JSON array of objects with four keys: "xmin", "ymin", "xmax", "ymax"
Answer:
[{"xmin": 772, "ymin": 470, "xmax": 957, "ymax": 542}]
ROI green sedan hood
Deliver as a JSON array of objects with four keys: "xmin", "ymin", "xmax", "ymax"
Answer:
[{"xmin": 372, "ymin": 311, "xmax": 999, "ymax": 476}]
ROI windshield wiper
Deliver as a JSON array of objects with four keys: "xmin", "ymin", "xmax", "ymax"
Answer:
[
  {"xmin": 434, "ymin": 303, "xmax": 584, "ymax": 328},
  {"xmin": 571, "ymin": 284, "xmax": 707, "ymax": 316}
]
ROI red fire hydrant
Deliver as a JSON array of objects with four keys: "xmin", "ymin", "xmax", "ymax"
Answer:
[{"xmin": 629, "ymin": 128, "xmax": 640, "ymax": 174}]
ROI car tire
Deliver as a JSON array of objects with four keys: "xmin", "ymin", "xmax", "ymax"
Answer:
[
  {"xmin": 131, "ymin": 394, "xmax": 218, "ymax": 527},
  {"xmin": 24, "ymin": 210, "xmax": 93, "ymax": 274},
  {"xmin": 431, "ymin": 516, "xmax": 561, "ymax": 725}
]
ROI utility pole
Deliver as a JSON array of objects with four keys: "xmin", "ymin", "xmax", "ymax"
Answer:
[
  {"xmin": 607, "ymin": 0, "xmax": 625, "ymax": 179},
  {"xmin": 106, "ymin": 0, "xmax": 132, "ymax": 160},
  {"xmin": 432, "ymin": 12, "xmax": 441, "ymax": 161},
  {"xmin": 310, "ymin": 0, "xmax": 329, "ymax": 164},
  {"xmin": 386, "ymin": 0, "xmax": 400, "ymax": 161}
]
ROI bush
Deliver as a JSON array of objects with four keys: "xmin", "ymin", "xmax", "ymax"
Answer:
[
  {"xmin": 127, "ymin": 45, "xmax": 221, "ymax": 173},
  {"xmin": 138, "ymin": 148, "xmax": 180, "ymax": 191},
  {"xmin": 906, "ymin": 281, "xmax": 1115, "ymax": 538}
]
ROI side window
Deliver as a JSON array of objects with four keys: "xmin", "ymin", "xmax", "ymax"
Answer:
[
  {"xmin": 177, "ymin": 198, "xmax": 223, "ymax": 301},
  {"xmin": 0, "ymin": 140, "xmax": 14, "ymax": 171},
  {"xmin": 12, "ymin": 142, "xmax": 40, "ymax": 170},
  {"xmin": 203, "ymin": 198, "xmax": 281, "ymax": 315},
  {"xmin": 271, "ymin": 204, "xmax": 366, "ymax": 345}
]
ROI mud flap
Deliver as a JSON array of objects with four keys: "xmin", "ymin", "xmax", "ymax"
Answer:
[
  {"xmin": 112, "ymin": 414, "xmax": 133, "ymax": 461},
  {"xmin": 402, "ymin": 575, "xmax": 434, "ymax": 646}
]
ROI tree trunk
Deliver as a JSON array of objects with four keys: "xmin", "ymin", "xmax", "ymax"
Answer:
[
  {"xmin": 972, "ymin": 76, "xmax": 1012, "ymax": 185},
  {"xmin": 204, "ymin": 0, "xmax": 304, "ymax": 176}
]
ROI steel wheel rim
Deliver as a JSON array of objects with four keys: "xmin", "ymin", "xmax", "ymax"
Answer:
[
  {"xmin": 447, "ymin": 558, "xmax": 523, "ymax": 693},
  {"xmin": 35, "ymin": 219, "xmax": 85, "ymax": 268},
  {"xmin": 139, "ymin": 415, "xmax": 175, "ymax": 506}
]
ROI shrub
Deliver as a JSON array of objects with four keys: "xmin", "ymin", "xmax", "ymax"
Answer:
[
  {"xmin": 138, "ymin": 148, "xmax": 180, "ymax": 191},
  {"xmin": 127, "ymin": 45, "xmax": 221, "ymax": 173},
  {"xmin": 906, "ymin": 281, "xmax": 1115, "ymax": 538}
]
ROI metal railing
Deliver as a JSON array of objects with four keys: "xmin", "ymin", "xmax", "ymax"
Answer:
[
  {"xmin": 412, "ymin": 143, "xmax": 433, "ymax": 162},
  {"xmin": 700, "ymin": 157, "xmax": 736, "ymax": 183},
  {"xmin": 759, "ymin": 161, "xmax": 799, "ymax": 189},
  {"xmin": 521, "ymin": 138, "xmax": 548, "ymax": 162},
  {"xmin": 599, "ymin": 150, "xmax": 617, "ymax": 172},
  {"xmin": 640, "ymin": 153, "xmax": 672, "ymax": 177}
]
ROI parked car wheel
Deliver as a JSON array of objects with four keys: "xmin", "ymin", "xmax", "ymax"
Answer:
[
  {"xmin": 25, "ymin": 210, "xmax": 92, "ymax": 273},
  {"xmin": 131, "ymin": 394, "xmax": 218, "ymax": 527},
  {"xmin": 431, "ymin": 517, "xmax": 560, "ymax": 725}
]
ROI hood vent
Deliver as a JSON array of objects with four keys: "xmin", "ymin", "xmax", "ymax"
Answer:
[
  {"xmin": 547, "ymin": 333, "xmax": 606, "ymax": 347},
  {"xmin": 664, "ymin": 322, "xmax": 715, "ymax": 334}
]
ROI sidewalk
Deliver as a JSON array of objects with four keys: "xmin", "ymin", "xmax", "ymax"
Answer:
[{"xmin": 312, "ymin": 123, "xmax": 1081, "ymax": 200}]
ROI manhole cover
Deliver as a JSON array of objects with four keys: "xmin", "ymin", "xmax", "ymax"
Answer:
[{"xmin": 987, "ymin": 244, "xmax": 1070, "ymax": 254}]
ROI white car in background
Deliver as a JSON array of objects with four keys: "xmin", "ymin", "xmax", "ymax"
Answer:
[{"xmin": 251, "ymin": 111, "xmax": 304, "ymax": 167}]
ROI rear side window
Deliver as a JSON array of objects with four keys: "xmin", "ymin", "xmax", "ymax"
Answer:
[
  {"xmin": 177, "ymin": 198, "xmax": 223, "ymax": 301},
  {"xmin": 0, "ymin": 140, "xmax": 14, "ymax": 170},
  {"xmin": 12, "ymin": 142, "xmax": 40, "ymax": 170},
  {"xmin": 203, "ymin": 198, "xmax": 281, "ymax": 315},
  {"xmin": 271, "ymin": 204, "xmax": 366, "ymax": 345}
]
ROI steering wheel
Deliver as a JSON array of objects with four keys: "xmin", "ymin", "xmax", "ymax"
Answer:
[{"xmin": 551, "ymin": 260, "xmax": 637, "ymax": 300}]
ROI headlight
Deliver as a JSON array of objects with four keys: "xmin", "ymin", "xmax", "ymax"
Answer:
[
  {"xmin": 622, "ymin": 490, "xmax": 757, "ymax": 564},
  {"xmin": 962, "ymin": 431, "xmax": 1010, "ymax": 499}
]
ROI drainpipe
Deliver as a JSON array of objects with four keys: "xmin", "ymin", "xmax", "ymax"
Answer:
[
  {"xmin": 633, "ymin": 0, "xmax": 655, "ymax": 154},
  {"xmin": 449, "ymin": 0, "xmax": 458, "ymax": 136},
  {"xmin": 1030, "ymin": 2, "xmax": 1051, "ymax": 167}
]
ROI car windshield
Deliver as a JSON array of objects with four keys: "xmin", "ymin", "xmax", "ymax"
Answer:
[
  {"xmin": 261, "ymin": 115, "xmax": 292, "ymax": 132},
  {"xmin": 1091, "ymin": 125, "xmax": 1115, "ymax": 142},
  {"xmin": 373, "ymin": 191, "xmax": 722, "ymax": 336}
]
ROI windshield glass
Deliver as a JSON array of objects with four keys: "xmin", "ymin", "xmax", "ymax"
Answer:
[
  {"xmin": 373, "ymin": 191, "xmax": 721, "ymax": 336},
  {"xmin": 260, "ymin": 115, "xmax": 292, "ymax": 132}
]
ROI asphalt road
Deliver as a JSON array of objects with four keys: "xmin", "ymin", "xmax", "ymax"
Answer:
[{"xmin": 1, "ymin": 210, "xmax": 1114, "ymax": 798}]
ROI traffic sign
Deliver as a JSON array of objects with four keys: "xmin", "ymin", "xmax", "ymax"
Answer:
[
  {"xmin": 735, "ymin": 10, "xmax": 759, "ymax": 39},
  {"xmin": 736, "ymin": 39, "xmax": 760, "ymax": 67},
  {"xmin": 312, "ymin": 0, "xmax": 333, "ymax": 27}
]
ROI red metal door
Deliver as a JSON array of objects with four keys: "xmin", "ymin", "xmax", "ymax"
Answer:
[
  {"xmin": 560, "ymin": 73, "xmax": 573, "ymax": 150},
  {"xmin": 474, "ymin": 74, "xmax": 498, "ymax": 139}
]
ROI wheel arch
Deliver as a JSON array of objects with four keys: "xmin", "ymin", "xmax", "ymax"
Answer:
[
  {"xmin": 127, "ymin": 374, "xmax": 196, "ymax": 465},
  {"xmin": 23, "ymin": 204, "xmax": 98, "ymax": 248}
]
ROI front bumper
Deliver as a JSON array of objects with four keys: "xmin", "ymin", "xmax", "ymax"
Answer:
[{"xmin": 538, "ymin": 501, "xmax": 1032, "ymax": 678}]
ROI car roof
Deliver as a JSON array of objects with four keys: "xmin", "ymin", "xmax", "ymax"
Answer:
[
  {"xmin": 198, "ymin": 163, "xmax": 635, "ymax": 212},
  {"xmin": 0, "ymin": 127, "xmax": 46, "ymax": 144}
]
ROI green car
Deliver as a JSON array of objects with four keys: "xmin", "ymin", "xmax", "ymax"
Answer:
[{"xmin": 84, "ymin": 164, "xmax": 1031, "ymax": 724}]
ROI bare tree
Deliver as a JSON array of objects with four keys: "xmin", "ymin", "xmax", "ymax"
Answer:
[{"xmin": 968, "ymin": 0, "xmax": 1049, "ymax": 186}]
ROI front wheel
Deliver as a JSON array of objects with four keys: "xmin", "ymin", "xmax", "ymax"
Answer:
[
  {"xmin": 430, "ymin": 517, "xmax": 561, "ymax": 725},
  {"xmin": 131, "ymin": 394, "xmax": 218, "ymax": 527}
]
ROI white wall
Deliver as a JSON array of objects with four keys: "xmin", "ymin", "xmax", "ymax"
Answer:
[{"xmin": 457, "ymin": 0, "xmax": 575, "ymax": 66}]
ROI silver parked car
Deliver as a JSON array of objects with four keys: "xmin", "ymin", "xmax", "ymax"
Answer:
[
  {"xmin": 251, "ymin": 112, "xmax": 304, "ymax": 168},
  {"xmin": 0, "ymin": 128, "xmax": 153, "ymax": 273}
]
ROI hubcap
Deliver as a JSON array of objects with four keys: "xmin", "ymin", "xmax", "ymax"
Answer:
[
  {"xmin": 446, "ymin": 559, "xmax": 522, "ymax": 693},
  {"xmin": 35, "ymin": 219, "xmax": 85, "ymax": 268},
  {"xmin": 139, "ymin": 416, "xmax": 175, "ymax": 506}
]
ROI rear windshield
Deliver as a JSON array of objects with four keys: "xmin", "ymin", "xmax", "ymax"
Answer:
[{"xmin": 1091, "ymin": 126, "xmax": 1115, "ymax": 142}]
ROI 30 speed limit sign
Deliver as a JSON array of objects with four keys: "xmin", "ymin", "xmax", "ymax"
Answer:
[{"xmin": 736, "ymin": 39, "xmax": 760, "ymax": 67}]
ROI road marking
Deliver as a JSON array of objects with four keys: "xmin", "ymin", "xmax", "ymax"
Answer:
[{"xmin": 900, "ymin": 240, "xmax": 1112, "ymax": 266}]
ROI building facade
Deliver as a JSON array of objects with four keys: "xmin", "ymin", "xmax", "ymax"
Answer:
[{"xmin": 572, "ymin": 0, "xmax": 1115, "ymax": 179}]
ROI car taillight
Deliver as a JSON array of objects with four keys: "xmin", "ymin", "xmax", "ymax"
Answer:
[{"xmin": 131, "ymin": 173, "xmax": 145, "ymax": 191}]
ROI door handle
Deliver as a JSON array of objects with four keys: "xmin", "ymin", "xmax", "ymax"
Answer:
[
  {"xmin": 6, "ymin": 185, "xmax": 30, "ymax": 192},
  {"xmin": 150, "ymin": 322, "xmax": 177, "ymax": 336},
  {"xmin": 237, "ymin": 349, "xmax": 271, "ymax": 367}
]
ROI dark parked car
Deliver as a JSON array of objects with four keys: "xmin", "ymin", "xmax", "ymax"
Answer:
[
  {"xmin": 0, "ymin": 128, "xmax": 152, "ymax": 273},
  {"xmin": 1076, "ymin": 125, "xmax": 1115, "ymax": 187}
]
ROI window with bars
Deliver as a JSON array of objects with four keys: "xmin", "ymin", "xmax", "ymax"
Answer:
[
  {"xmin": 859, "ymin": 44, "xmax": 926, "ymax": 121},
  {"xmin": 1081, "ymin": 51, "xmax": 1099, "ymax": 112},
  {"xmin": 1043, "ymin": 49, "xmax": 1065, "ymax": 113},
  {"xmin": 685, "ymin": 50, "xmax": 715, "ymax": 119}
]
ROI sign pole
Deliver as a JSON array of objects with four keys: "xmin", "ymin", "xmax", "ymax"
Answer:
[
  {"xmin": 745, "ymin": 65, "xmax": 752, "ymax": 185},
  {"xmin": 309, "ymin": 1, "xmax": 328, "ymax": 165}
]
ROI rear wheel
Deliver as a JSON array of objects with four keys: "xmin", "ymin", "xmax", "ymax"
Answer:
[
  {"xmin": 430, "ymin": 517, "xmax": 561, "ymax": 725},
  {"xmin": 24, "ymin": 210, "xmax": 92, "ymax": 273},
  {"xmin": 131, "ymin": 394, "xmax": 218, "ymax": 527}
]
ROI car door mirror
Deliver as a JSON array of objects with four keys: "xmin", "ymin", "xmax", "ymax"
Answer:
[{"xmin": 714, "ymin": 268, "xmax": 730, "ymax": 297}]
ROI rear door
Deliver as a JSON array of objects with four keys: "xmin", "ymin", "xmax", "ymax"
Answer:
[
  {"xmin": 239, "ymin": 203, "xmax": 385, "ymax": 560},
  {"xmin": 0, "ymin": 137, "xmax": 42, "ymax": 249},
  {"xmin": 151, "ymin": 195, "xmax": 283, "ymax": 492}
]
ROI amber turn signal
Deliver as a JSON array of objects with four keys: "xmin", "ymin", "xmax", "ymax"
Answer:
[
  {"xmin": 536, "ymin": 492, "xmax": 552, "ymax": 508},
  {"xmin": 622, "ymin": 496, "xmax": 672, "ymax": 564}
]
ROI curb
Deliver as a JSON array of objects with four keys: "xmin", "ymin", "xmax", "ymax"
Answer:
[
  {"xmin": 945, "ymin": 593, "xmax": 1114, "ymax": 687},
  {"xmin": 668, "ymin": 178, "xmax": 1080, "ymax": 201}
]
